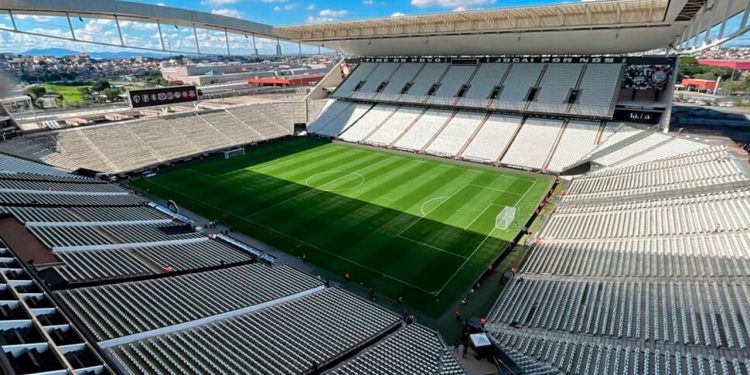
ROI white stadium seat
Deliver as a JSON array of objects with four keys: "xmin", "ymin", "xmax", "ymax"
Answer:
[
  {"xmin": 393, "ymin": 109, "xmax": 453, "ymax": 151},
  {"xmin": 501, "ymin": 117, "xmax": 564, "ymax": 169},
  {"xmin": 366, "ymin": 107, "xmax": 424, "ymax": 146},
  {"xmin": 546, "ymin": 120, "xmax": 601, "ymax": 173},
  {"xmin": 340, "ymin": 104, "xmax": 398, "ymax": 143},
  {"xmin": 461, "ymin": 114, "xmax": 522, "ymax": 163},
  {"xmin": 425, "ymin": 111, "xmax": 486, "ymax": 157}
]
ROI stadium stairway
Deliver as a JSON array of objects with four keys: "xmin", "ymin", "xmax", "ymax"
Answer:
[
  {"xmin": 540, "ymin": 119, "xmax": 570, "ymax": 173},
  {"xmin": 387, "ymin": 107, "xmax": 428, "ymax": 147},
  {"xmin": 421, "ymin": 109, "xmax": 457, "ymax": 153},
  {"xmin": 494, "ymin": 116, "xmax": 527, "ymax": 167},
  {"xmin": 455, "ymin": 112, "xmax": 493, "ymax": 157}
]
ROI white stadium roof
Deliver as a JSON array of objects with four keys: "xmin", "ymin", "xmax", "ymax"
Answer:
[{"xmin": 1, "ymin": 0, "xmax": 748, "ymax": 55}]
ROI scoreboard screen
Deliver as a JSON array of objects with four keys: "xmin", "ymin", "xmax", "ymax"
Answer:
[
  {"xmin": 127, "ymin": 85, "xmax": 198, "ymax": 109},
  {"xmin": 622, "ymin": 64, "xmax": 674, "ymax": 90}
]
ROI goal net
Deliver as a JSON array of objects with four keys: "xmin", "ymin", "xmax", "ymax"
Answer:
[
  {"xmin": 223, "ymin": 148, "xmax": 245, "ymax": 159},
  {"xmin": 495, "ymin": 206, "xmax": 516, "ymax": 230}
]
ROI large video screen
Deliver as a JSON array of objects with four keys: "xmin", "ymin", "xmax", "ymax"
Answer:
[
  {"xmin": 128, "ymin": 85, "xmax": 198, "ymax": 109},
  {"xmin": 622, "ymin": 64, "xmax": 674, "ymax": 90}
]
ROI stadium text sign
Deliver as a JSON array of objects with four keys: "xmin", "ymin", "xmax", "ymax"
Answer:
[
  {"xmin": 127, "ymin": 86, "xmax": 198, "ymax": 109},
  {"xmin": 360, "ymin": 56, "xmax": 626, "ymax": 64}
]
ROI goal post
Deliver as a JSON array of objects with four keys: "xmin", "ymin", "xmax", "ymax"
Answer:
[
  {"xmin": 223, "ymin": 148, "xmax": 245, "ymax": 159},
  {"xmin": 495, "ymin": 206, "xmax": 516, "ymax": 230}
]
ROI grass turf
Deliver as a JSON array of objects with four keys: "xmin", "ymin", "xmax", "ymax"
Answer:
[{"xmin": 134, "ymin": 137, "xmax": 552, "ymax": 316}]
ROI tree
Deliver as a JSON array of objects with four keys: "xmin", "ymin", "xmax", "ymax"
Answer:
[
  {"xmin": 694, "ymin": 72, "xmax": 718, "ymax": 81},
  {"xmin": 103, "ymin": 87, "xmax": 121, "ymax": 102},
  {"xmin": 91, "ymin": 78, "xmax": 111, "ymax": 92},
  {"xmin": 23, "ymin": 86, "xmax": 46, "ymax": 99},
  {"xmin": 720, "ymin": 80, "xmax": 743, "ymax": 95}
]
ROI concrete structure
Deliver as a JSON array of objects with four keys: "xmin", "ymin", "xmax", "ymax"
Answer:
[
  {"xmin": 699, "ymin": 59, "xmax": 750, "ymax": 70},
  {"xmin": 1, "ymin": 0, "xmax": 750, "ymax": 56},
  {"xmin": 248, "ymin": 74, "xmax": 325, "ymax": 87},
  {"xmin": 161, "ymin": 64, "xmax": 329, "ymax": 86},
  {"xmin": 681, "ymin": 78, "xmax": 718, "ymax": 92}
]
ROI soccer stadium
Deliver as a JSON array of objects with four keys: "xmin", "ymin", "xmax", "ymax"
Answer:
[{"xmin": 0, "ymin": 0, "xmax": 749, "ymax": 374}]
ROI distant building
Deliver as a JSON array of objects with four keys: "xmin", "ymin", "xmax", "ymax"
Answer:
[
  {"xmin": 160, "ymin": 62, "xmax": 330, "ymax": 86},
  {"xmin": 247, "ymin": 73, "xmax": 326, "ymax": 87},
  {"xmin": 680, "ymin": 78, "xmax": 717, "ymax": 93},
  {"xmin": 698, "ymin": 59, "xmax": 750, "ymax": 71}
]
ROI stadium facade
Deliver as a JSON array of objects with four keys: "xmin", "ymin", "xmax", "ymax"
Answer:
[{"xmin": 1, "ymin": 0, "xmax": 750, "ymax": 374}]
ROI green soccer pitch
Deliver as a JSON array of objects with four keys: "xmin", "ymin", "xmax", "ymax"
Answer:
[{"xmin": 134, "ymin": 137, "xmax": 553, "ymax": 316}]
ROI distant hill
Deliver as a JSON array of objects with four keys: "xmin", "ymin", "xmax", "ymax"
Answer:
[{"xmin": 15, "ymin": 48, "xmax": 169, "ymax": 59}]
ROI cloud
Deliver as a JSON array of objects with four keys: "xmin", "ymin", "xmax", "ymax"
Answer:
[
  {"xmin": 201, "ymin": 0, "xmax": 239, "ymax": 5},
  {"xmin": 274, "ymin": 3, "xmax": 299, "ymax": 11},
  {"xmin": 362, "ymin": 0, "xmax": 374, "ymax": 5},
  {"xmin": 410, "ymin": 0, "xmax": 495, "ymax": 10},
  {"xmin": 306, "ymin": 4, "xmax": 315, "ymax": 11},
  {"xmin": 211, "ymin": 8, "xmax": 243, "ymax": 18},
  {"xmin": 391, "ymin": 12, "xmax": 407, "ymax": 17},
  {"xmin": 14, "ymin": 15, "xmax": 56, "ymax": 23},
  {"xmin": 318, "ymin": 9, "xmax": 349, "ymax": 18},
  {"xmin": 306, "ymin": 9, "xmax": 349, "ymax": 23}
]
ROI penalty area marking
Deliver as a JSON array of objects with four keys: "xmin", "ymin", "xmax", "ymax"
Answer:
[
  {"xmin": 420, "ymin": 196, "xmax": 450, "ymax": 217},
  {"xmin": 434, "ymin": 178, "xmax": 540, "ymax": 295},
  {"xmin": 305, "ymin": 170, "xmax": 365, "ymax": 192}
]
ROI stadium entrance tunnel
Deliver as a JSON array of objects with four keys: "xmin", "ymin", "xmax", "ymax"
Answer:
[{"xmin": 131, "ymin": 138, "xmax": 550, "ymax": 317}]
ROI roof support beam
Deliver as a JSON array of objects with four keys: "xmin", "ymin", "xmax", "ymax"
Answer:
[
  {"xmin": 7, "ymin": 10, "xmax": 16, "ymax": 31},
  {"xmin": 718, "ymin": 0, "xmax": 735, "ymax": 40},
  {"xmin": 704, "ymin": 1, "xmax": 718, "ymax": 45},
  {"xmin": 115, "ymin": 15, "xmax": 125, "ymax": 47},
  {"xmin": 742, "ymin": 0, "xmax": 750, "ymax": 28},
  {"xmin": 193, "ymin": 23, "xmax": 201, "ymax": 54},
  {"xmin": 156, "ymin": 20, "xmax": 165, "ymax": 51},
  {"xmin": 224, "ymin": 28, "xmax": 231, "ymax": 55},
  {"xmin": 65, "ymin": 12, "xmax": 76, "ymax": 41}
]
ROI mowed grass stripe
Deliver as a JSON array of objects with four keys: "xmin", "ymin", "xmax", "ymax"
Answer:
[{"xmin": 135, "ymin": 138, "xmax": 552, "ymax": 316}]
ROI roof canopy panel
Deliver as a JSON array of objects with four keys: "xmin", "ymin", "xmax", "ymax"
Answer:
[{"xmin": 276, "ymin": 0, "xmax": 671, "ymax": 42}]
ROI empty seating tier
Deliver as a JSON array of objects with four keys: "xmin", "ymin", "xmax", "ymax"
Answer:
[
  {"xmin": 524, "ymin": 232, "xmax": 750, "ymax": 277},
  {"xmin": 501, "ymin": 118, "xmax": 564, "ymax": 170},
  {"xmin": 330, "ymin": 325, "xmax": 466, "ymax": 375},
  {"xmin": 460, "ymin": 63, "xmax": 510, "ymax": 104},
  {"xmin": 571, "ymin": 64, "xmax": 624, "ymax": 117},
  {"xmin": 311, "ymin": 103, "xmax": 373, "ymax": 138},
  {"xmin": 334, "ymin": 63, "xmax": 377, "ymax": 98},
  {"xmin": 0, "ymin": 191, "xmax": 145, "ymax": 207},
  {"xmin": 54, "ymin": 239, "xmax": 252, "ymax": 283},
  {"xmin": 494, "ymin": 330, "xmax": 748, "ymax": 375},
  {"xmin": 488, "ymin": 145, "xmax": 750, "ymax": 371},
  {"xmin": 425, "ymin": 111, "xmax": 486, "ymax": 157},
  {"xmin": 460, "ymin": 114, "xmax": 522, "ymax": 163},
  {"xmin": 339, "ymin": 104, "xmax": 397, "ymax": 143},
  {"xmin": 365, "ymin": 107, "xmax": 424, "ymax": 146},
  {"xmin": 334, "ymin": 61, "xmax": 622, "ymax": 117},
  {"xmin": 393, "ymin": 109, "xmax": 453, "ymax": 151},
  {"xmin": 546, "ymin": 120, "xmax": 601, "ymax": 173},
  {"xmin": 0, "ymin": 103, "xmax": 297, "ymax": 174},
  {"xmin": 495, "ymin": 63, "xmax": 545, "ymax": 110},
  {"xmin": 528, "ymin": 63, "xmax": 583, "ymax": 113},
  {"xmin": 58, "ymin": 264, "xmax": 324, "ymax": 340},
  {"xmin": 107, "ymin": 288, "xmax": 400, "ymax": 375},
  {"xmin": 490, "ymin": 275, "xmax": 750, "ymax": 349},
  {"xmin": 381, "ymin": 63, "xmax": 423, "ymax": 96},
  {"xmin": 0, "ymin": 153, "xmax": 74, "ymax": 176},
  {"xmin": 406, "ymin": 63, "xmax": 449, "ymax": 97}
]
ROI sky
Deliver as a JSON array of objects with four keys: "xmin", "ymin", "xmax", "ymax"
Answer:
[{"xmin": 0, "ymin": 0, "xmax": 748, "ymax": 55}]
